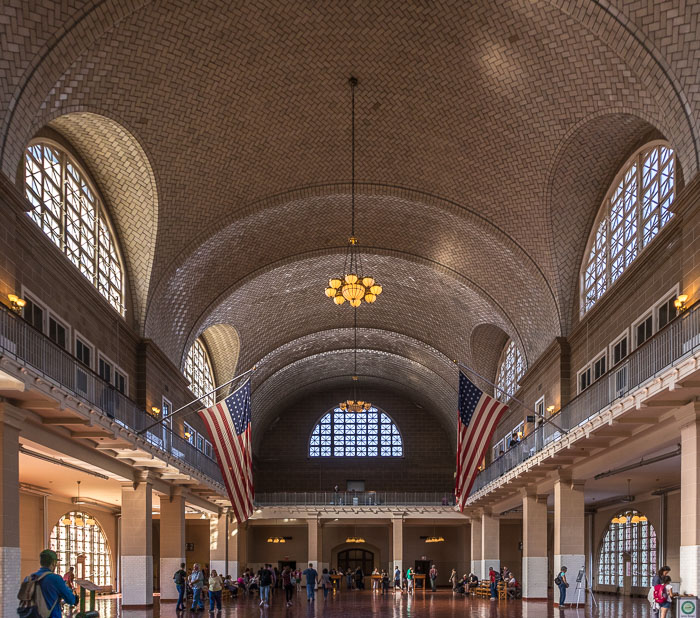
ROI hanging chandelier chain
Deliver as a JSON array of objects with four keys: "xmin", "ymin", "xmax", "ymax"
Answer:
[{"xmin": 350, "ymin": 76, "xmax": 356, "ymax": 238}]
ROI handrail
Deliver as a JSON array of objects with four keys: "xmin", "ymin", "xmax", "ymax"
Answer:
[
  {"xmin": 254, "ymin": 491, "xmax": 456, "ymax": 507},
  {"xmin": 0, "ymin": 304, "xmax": 224, "ymax": 485},
  {"xmin": 470, "ymin": 302, "xmax": 700, "ymax": 495}
]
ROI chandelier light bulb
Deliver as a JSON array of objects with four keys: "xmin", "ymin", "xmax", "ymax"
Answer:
[
  {"xmin": 362, "ymin": 277, "xmax": 374, "ymax": 288},
  {"xmin": 364, "ymin": 293, "xmax": 376, "ymax": 303},
  {"xmin": 329, "ymin": 278, "xmax": 342, "ymax": 289},
  {"xmin": 334, "ymin": 295, "xmax": 346, "ymax": 305},
  {"xmin": 370, "ymin": 284, "xmax": 382, "ymax": 295},
  {"xmin": 349, "ymin": 299, "xmax": 362, "ymax": 307},
  {"xmin": 345, "ymin": 273, "xmax": 358, "ymax": 284},
  {"xmin": 325, "ymin": 287, "xmax": 337, "ymax": 298}
]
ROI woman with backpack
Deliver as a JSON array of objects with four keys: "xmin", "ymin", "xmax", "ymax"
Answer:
[
  {"xmin": 555, "ymin": 566, "xmax": 568, "ymax": 607},
  {"xmin": 654, "ymin": 575, "xmax": 674, "ymax": 617}
]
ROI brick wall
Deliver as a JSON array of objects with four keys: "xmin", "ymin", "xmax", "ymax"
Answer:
[{"xmin": 254, "ymin": 389, "xmax": 454, "ymax": 493}]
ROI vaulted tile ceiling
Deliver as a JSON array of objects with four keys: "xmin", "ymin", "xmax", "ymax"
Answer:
[{"xmin": 2, "ymin": 1, "xmax": 699, "ymax": 438}]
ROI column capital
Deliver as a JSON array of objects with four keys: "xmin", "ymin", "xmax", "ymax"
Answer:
[
  {"xmin": 676, "ymin": 401, "xmax": 700, "ymax": 429},
  {"xmin": 0, "ymin": 401, "xmax": 25, "ymax": 430}
]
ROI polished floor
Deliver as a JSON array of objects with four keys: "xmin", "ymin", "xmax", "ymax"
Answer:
[{"xmin": 87, "ymin": 589, "xmax": 656, "ymax": 618}]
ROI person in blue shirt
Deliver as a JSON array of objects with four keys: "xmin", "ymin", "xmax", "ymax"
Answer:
[
  {"xmin": 302, "ymin": 563, "xmax": 318, "ymax": 602},
  {"xmin": 31, "ymin": 549, "xmax": 77, "ymax": 618}
]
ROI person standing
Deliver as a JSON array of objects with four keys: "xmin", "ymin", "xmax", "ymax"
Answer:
[
  {"xmin": 429, "ymin": 565, "xmax": 438, "ymax": 592},
  {"xmin": 62, "ymin": 566, "xmax": 75, "ymax": 592},
  {"xmin": 393, "ymin": 566, "xmax": 401, "ymax": 591},
  {"xmin": 321, "ymin": 568, "xmax": 332, "ymax": 600},
  {"xmin": 21, "ymin": 549, "xmax": 77, "ymax": 618},
  {"xmin": 659, "ymin": 575, "xmax": 674, "ymax": 618},
  {"xmin": 282, "ymin": 566, "xmax": 294, "ymax": 607},
  {"xmin": 173, "ymin": 562, "xmax": 187, "ymax": 611},
  {"xmin": 406, "ymin": 567, "xmax": 414, "ymax": 594},
  {"xmin": 208, "ymin": 569, "xmax": 224, "ymax": 611},
  {"xmin": 555, "ymin": 566, "xmax": 568, "ymax": 608},
  {"xmin": 190, "ymin": 563, "xmax": 205, "ymax": 611},
  {"xmin": 650, "ymin": 566, "xmax": 671, "ymax": 615},
  {"xmin": 449, "ymin": 568, "xmax": 457, "ymax": 591},
  {"xmin": 488, "ymin": 567, "xmax": 497, "ymax": 600},
  {"xmin": 259, "ymin": 564, "xmax": 272, "ymax": 607},
  {"xmin": 303, "ymin": 563, "xmax": 319, "ymax": 602},
  {"xmin": 346, "ymin": 568, "xmax": 353, "ymax": 590}
]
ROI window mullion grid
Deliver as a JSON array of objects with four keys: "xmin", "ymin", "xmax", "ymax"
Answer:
[
  {"xmin": 636, "ymin": 152, "xmax": 644, "ymax": 255},
  {"xmin": 60, "ymin": 149, "xmax": 68, "ymax": 255}
]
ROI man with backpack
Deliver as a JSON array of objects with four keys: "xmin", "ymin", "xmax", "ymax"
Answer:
[
  {"xmin": 429, "ymin": 565, "xmax": 438, "ymax": 592},
  {"xmin": 173, "ymin": 562, "xmax": 187, "ymax": 611},
  {"xmin": 488, "ymin": 566, "xmax": 499, "ymax": 600},
  {"xmin": 18, "ymin": 549, "xmax": 77, "ymax": 618}
]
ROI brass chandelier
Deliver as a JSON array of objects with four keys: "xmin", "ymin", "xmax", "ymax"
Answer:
[
  {"xmin": 339, "ymin": 309, "xmax": 372, "ymax": 412},
  {"xmin": 325, "ymin": 77, "xmax": 383, "ymax": 307}
]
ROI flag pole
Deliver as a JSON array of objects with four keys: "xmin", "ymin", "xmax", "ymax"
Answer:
[
  {"xmin": 137, "ymin": 365, "xmax": 257, "ymax": 435},
  {"xmin": 453, "ymin": 360, "xmax": 568, "ymax": 435}
]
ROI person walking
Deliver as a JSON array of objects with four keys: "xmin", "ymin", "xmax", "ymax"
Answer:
[
  {"xmin": 190, "ymin": 563, "xmax": 205, "ymax": 611},
  {"xmin": 62, "ymin": 566, "xmax": 75, "ymax": 593},
  {"xmin": 429, "ymin": 565, "xmax": 438, "ymax": 592},
  {"xmin": 259, "ymin": 564, "xmax": 272, "ymax": 607},
  {"xmin": 20, "ymin": 549, "xmax": 77, "ymax": 618},
  {"xmin": 208, "ymin": 569, "xmax": 224, "ymax": 611},
  {"xmin": 488, "ymin": 566, "xmax": 497, "ymax": 600},
  {"xmin": 449, "ymin": 568, "xmax": 458, "ymax": 591},
  {"xmin": 555, "ymin": 566, "xmax": 568, "ymax": 608},
  {"xmin": 346, "ymin": 568, "xmax": 354, "ymax": 590},
  {"xmin": 321, "ymin": 568, "xmax": 332, "ymax": 600},
  {"xmin": 173, "ymin": 562, "xmax": 187, "ymax": 611},
  {"xmin": 303, "ymin": 562, "xmax": 318, "ymax": 602},
  {"xmin": 295, "ymin": 568, "xmax": 303, "ymax": 593},
  {"xmin": 282, "ymin": 566, "xmax": 294, "ymax": 607},
  {"xmin": 393, "ymin": 566, "xmax": 401, "ymax": 591},
  {"xmin": 406, "ymin": 567, "xmax": 414, "ymax": 594}
]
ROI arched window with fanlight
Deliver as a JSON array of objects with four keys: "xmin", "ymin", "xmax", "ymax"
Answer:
[
  {"xmin": 50, "ymin": 511, "xmax": 112, "ymax": 587},
  {"xmin": 309, "ymin": 406, "xmax": 403, "ymax": 457},
  {"xmin": 495, "ymin": 340, "xmax": 524, "ymax": 402},
  {"xmin": 581, "ymin": 142, "xmax": 676, "ymax": 315},
  {"xmin": 184, "ymin": 338, "xmax": 216, "ymax": 407},
  {"xmin": 23, "ymin": 141, "xmax": 125, "ymax": 315},
  {"xmin": 597, "ymin": 510, "xmax": 656, "ymax": 589}
]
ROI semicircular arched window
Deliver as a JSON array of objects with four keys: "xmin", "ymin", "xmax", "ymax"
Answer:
[
  {"xmin": 184, "ymin": 338, "xmax": 216, "ymax": 407},
  {"xmin": 581, "ymin": 142, "xmax": 676, "ymax": 315},
  {"xmin": 597, "ymin": 509, "xmax": 656, "ymax": 589},
  {"xmin": 309, "ymin": 407, "xmax": 403, "ymax": 457},
  {"xmin": 50, "ymin": 511, "xmax": 113, "ymax": 587},
  {"xmin": 23, "ymin": 141, "xmax": 125, "ymax": 315},
  {"xmin": 495, "ymin": 340, "xmax": 524, "ymax": 402}
]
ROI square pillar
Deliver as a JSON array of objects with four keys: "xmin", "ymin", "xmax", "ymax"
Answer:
[
  {"xmin": 237, "ymin": 521, "xmax": 248, "ymax": 571},
  {"xmin": 681, "ymin": 416, "xmax": 700, "ymax": 595},
  {"xmin": 522, "ymin": 490, "xmax": 548, "ymax": 600},
  {"xmin": 470, "ymin": 515, "xmax": 482, "ymax": 577},
  {"xmin": 481, "ymin": 511, "xmax": 500, "ymax": 579},
  {"xmin": 307, "ymin": 518, "xmax": 325, "ymax": 574},
  {"xmin": 159, "ymin": 488, "xmax": 185, "ymax": 602},
  {"xmin": 121, "ymin": 472, "xmax": 153, "ymax": 607},
  {"xmin": 457, "ymin": 523, "xmax": 470, "ymax": 579},
  {"xmin": 554, "ymin": 473, "xmax": 585, "ymax": 598},
  {"xmin": 392, "ymin": 517, "xmax": 403, "ymax": 574},
  {"xmin": 210, "ymin": 510, "xmax": 237, "ymax": 577},
  {"xmin": 0, "ymin": 404, "xmax": 22, "ymax": 618}
]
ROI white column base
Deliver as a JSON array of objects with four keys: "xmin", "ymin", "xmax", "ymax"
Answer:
[
  {"xmin": 121, "ymin": 555, "xmax": 153, "ymax": 606},
  {"xmin": 470, "ymin": 560, "xmax": 481, "ymax": 578},
  {"xmin": 553, "ymin": 554, "xmax": 584, "ymax": 606},
  {"xmin": 521, "ymin": 556, "xmax": 548, "ymax": 600},
  {"xmin": 160, "ymin": 557, "xmax": 184, "ymax": 601},
  {"xmin": 210, "ymin": 559, "xmax": 238, "ymax": 577},
  {"xmin": 680, "ymin": 545, "xmax": 700, "ymax": 596},
  {"xmin": 1, "ymin": 547, "xmax": 21, "ymax": 618}
]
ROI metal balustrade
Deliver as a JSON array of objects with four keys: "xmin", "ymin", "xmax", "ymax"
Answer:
[
  {"xmin": 254, "ymin": 491, "xmax": 456, "ymax": 507},
  {"xmin": 471, "ymin": 302, "xmax": 700, "ymax": 495},
  {"xmin": 0, "ymin": 305, "xmax": 223, "ymax": 484}
]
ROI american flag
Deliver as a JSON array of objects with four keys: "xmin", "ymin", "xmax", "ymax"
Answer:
[
  {"xmin": 198, "ymin": 379, "xmax": 254, "ymax": 523},
  {"xmin": 455, "ymin": 371, "xmax": 509, "ymax": 511}
]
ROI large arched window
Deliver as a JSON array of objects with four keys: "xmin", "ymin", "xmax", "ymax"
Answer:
[
  {"xmin": 23, "ymin": 141, "xmax": 124, "ymax": 314},
  {"xmin": 185, "ymin": 338, "xmax": 216, "ymax": 407},
  {"xmin": 598, "ymin": 510, "xmax": 656, "ymax": 589},
  {"xmin": 50, "ymin": 511, "xmax": 112, "ymax": 587},
  {"xmin": 495, "ymin": 340, "xmax": 524, "ymax": 402},
  {"xmin": 309, "ymin": 407, "xmax": 403, "ymax": 457},
  {"xmin": 582, "ymin": 142, "xmax": 675, "ymax": 314}
]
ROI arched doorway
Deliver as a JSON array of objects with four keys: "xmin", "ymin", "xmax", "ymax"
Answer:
[{"xmin": 338, "ymin": 549, "xmax": 374, "ymax": 574}]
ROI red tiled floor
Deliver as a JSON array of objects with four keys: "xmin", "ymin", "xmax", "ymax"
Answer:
[{"xmin": 89, "ymin": 589, "xmax": 655, "ymax": 618}]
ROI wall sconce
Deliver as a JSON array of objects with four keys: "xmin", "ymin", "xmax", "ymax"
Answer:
[
  {"xmin": 150, "ymin": 406, "xmax": 160, "ymax": 416},
  {"xmin": 517, "ymin": 431, "xmax": 523, "ymax": 440},
  {"xmin": 546, "ymin": 405, "xmax": 555, "ymax": 414},
  {"xmin": 184, "ymin": 430, "xmax": 192, "ymax": 439},
  {"xmin": 674, "ymin": 294, "xmax": 689, "ymax": 312},
  {"xmin": 7, "ymin": 294, "xmax": 26, "ymax": 314}
]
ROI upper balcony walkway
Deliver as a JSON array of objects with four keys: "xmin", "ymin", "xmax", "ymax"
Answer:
[{"xmin": 469, "ymin": 300, "xmax": 700, "ymax": 505}]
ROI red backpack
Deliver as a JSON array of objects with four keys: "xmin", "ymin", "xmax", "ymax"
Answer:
[{"xmin": 653, "ymin": 584, "xmax": 668, "ymax": 604}]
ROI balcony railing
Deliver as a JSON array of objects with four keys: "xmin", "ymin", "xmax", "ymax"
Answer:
[
  {"xmin": 470, "ymin": 302, "xmax": 700, "ymax": 496},
  {"xmin": 254, "ymin": 491, "xmax": 456, "ymax": 507},
  {"xmin": 0, "ymin": 304, "xmax": 223, "ymax": 485}
]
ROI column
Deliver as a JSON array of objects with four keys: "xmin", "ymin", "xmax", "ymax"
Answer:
[
  {"xmin": 481, "ymin": 510, "xmax": 500, "ymax": 579},
  {"xmin": 159, "ymin": 488, "xmax": 185, "ymax": 602},
  {"xmin": 457, "ymin": 522, "xmax": 470, "ymax": 580},
  {"xmin": 210, "ymin": 510, "xmax": 238, "ymax": 577},
  {"xmin": 553, "ymin": 472, "xmax": 585, "ymax": 604},
  {"xmin": 522, "ymin": 489, "xmax": 548, "ymax": 600},
  {"xmin": 0, "ymin": 403, "xmax": 22, "ymax": 618},
  {"xmin": 121, "ymin": 471, "xmax": 153, "ymax": 607},
  {"xmin": 237, "ymin": 521, "xmax": 248, "ymax": 572},
  {"xmin": 470, "ymin": 515, "xmax": 482, "ymax": 577},
  {"xmin": 681, "ymin": 416, "xmax": 700, "ymax": 595},
  {"xmin": 392, "ymin": 517, "xmax": 403, "ymax": 574},
  {"xmin": 307, "ymin": 518, "xmax": 325, "ymax": 573}
]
